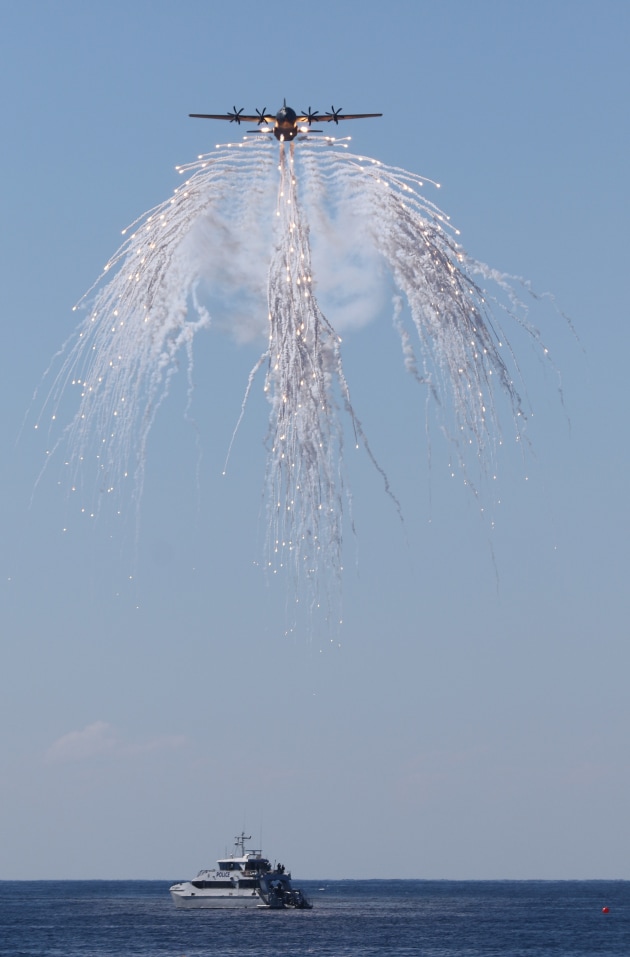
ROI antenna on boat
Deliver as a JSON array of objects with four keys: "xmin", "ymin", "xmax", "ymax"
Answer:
[{"xmin": 234, "ymin": 832, "xmax": 251, "ymax": 856}]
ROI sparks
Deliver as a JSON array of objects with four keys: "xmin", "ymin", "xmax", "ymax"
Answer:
[{"xmin": 36, "ymin": 136, "xmax": 556, "ymax": 621}]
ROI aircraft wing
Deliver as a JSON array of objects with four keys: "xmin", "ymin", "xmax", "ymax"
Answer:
[
  {"xmin": 297, "ymin": 113, "xmax": 383, "ymax": 123},
  {"xmin": 189, "ymin": 113, "xmax": 266, "ymax": 123}
]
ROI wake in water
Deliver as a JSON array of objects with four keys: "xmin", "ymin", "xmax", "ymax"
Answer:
[{"xmin": 35, "ymin": 134, "xmax": 556, "ymax": 622}]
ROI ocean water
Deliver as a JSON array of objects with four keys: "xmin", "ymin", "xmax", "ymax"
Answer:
[{"xmin": 0, "ymin": 880, "xmax": 627, "ymax": 956}]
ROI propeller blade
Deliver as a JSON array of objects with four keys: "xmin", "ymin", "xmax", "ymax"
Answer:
[
  {"xmin": 228, "ymin": 106, "xmax": 245, "ymax": 124},
  {"xmin": 301, "ymin": 106, "xmax": 320, "ymax": 124}
]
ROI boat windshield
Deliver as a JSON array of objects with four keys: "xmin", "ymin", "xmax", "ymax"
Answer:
[{"xmin": 245, "ymin": 858, "xmax": 271, "ymax": 872}]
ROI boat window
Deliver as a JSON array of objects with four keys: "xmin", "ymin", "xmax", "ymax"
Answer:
[
  {"xmin": 217, "ymin": 861, "xmax": 242, "ymax": 871},
  {"xmin": 191, "ymin": 880, "xmax": 235, "ymax": 889}
]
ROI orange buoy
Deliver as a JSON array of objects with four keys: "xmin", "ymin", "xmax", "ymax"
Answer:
[{"xmin": 602, "ymin": 906, "xmax": 610, "ymax": 914}]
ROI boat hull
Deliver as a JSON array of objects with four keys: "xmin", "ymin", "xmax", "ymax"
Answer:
[{"xmin": 170, "ymin": 889, "xmax": 261, "ymax": 909}]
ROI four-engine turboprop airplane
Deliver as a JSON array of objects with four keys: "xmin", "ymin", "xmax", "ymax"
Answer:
[{"xmin": 189, "ymin": 100, "xmax": 382, "ymax": 141}]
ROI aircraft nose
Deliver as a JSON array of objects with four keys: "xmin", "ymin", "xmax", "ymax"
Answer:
[{"xmin": 277, "ymin": 106, "xmax": 296, "ymax": 123}]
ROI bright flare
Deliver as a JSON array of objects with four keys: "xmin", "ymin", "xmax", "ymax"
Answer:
[{"xmin": 37, "ymin": 137, "xmax": 555, "ymax": 620}]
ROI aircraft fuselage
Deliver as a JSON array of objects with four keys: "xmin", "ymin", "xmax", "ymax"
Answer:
[{"xmin": 273, "ymin": 105, "xmax": 299, "ymax": 141}]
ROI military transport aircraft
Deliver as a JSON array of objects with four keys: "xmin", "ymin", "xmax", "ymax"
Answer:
[{"xmin": 189, "ymin": 100, "xmax": 382, "ymax": 142}]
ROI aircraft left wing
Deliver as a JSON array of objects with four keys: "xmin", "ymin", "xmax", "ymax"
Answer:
[{"xmin": 297, "ymin": 112, "xmax": 383, "ymax": 124}]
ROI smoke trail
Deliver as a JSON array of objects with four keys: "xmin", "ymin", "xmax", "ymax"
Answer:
[
  {"xmin": 263, "ymin": 144, "xmax": 345, "ymax": 609},
  {"xmin": 35, "ymin": 141, "xmax": 276, "ymax": 513},
  {"xmin": 299, "ymin": 144, "xmax": 546, "ymax": 483},
  {"xmin": 36, "ymin": 135, "xmax": 557, "ymax": 621}
]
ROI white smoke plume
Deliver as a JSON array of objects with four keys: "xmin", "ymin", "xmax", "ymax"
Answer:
[{"xmin": 35, "ymin": 135, "xmax": 557, "ymax": 624}]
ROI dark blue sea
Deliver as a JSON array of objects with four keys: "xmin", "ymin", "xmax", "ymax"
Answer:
[{"xmin": 0, "ymin": 880, "xmax": 627, "ymax": 956}]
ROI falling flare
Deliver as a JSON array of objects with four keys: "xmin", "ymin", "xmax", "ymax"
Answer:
[{"xmin": 35, "ymin": 136, "xmax": 557, "ymax": 620}]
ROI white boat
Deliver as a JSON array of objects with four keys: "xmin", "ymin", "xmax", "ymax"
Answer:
[{"xmin": 169, "ymin": 832, "xmax": 311, "ymax": 909}]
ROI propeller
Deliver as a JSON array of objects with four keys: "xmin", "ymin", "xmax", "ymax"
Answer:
[
  {"xmin": 301, "ymin": 106, "xmax": 319, "ymax": 125},
  {"xmin": 255, "ymin": 107, "xmax": 269, "ymax": 125},
  {"xmin": 325, "ymin": 105, "xmax": 343, "ymax": 124},
  {"xmin": 227, "ymin": 106, "xmax": 244, "ymax": 124}
]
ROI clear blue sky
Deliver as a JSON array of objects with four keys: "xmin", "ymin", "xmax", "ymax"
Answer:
[{"xmin": 1, "ymin": 0, "xmax": 628, "ymax": 880}]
